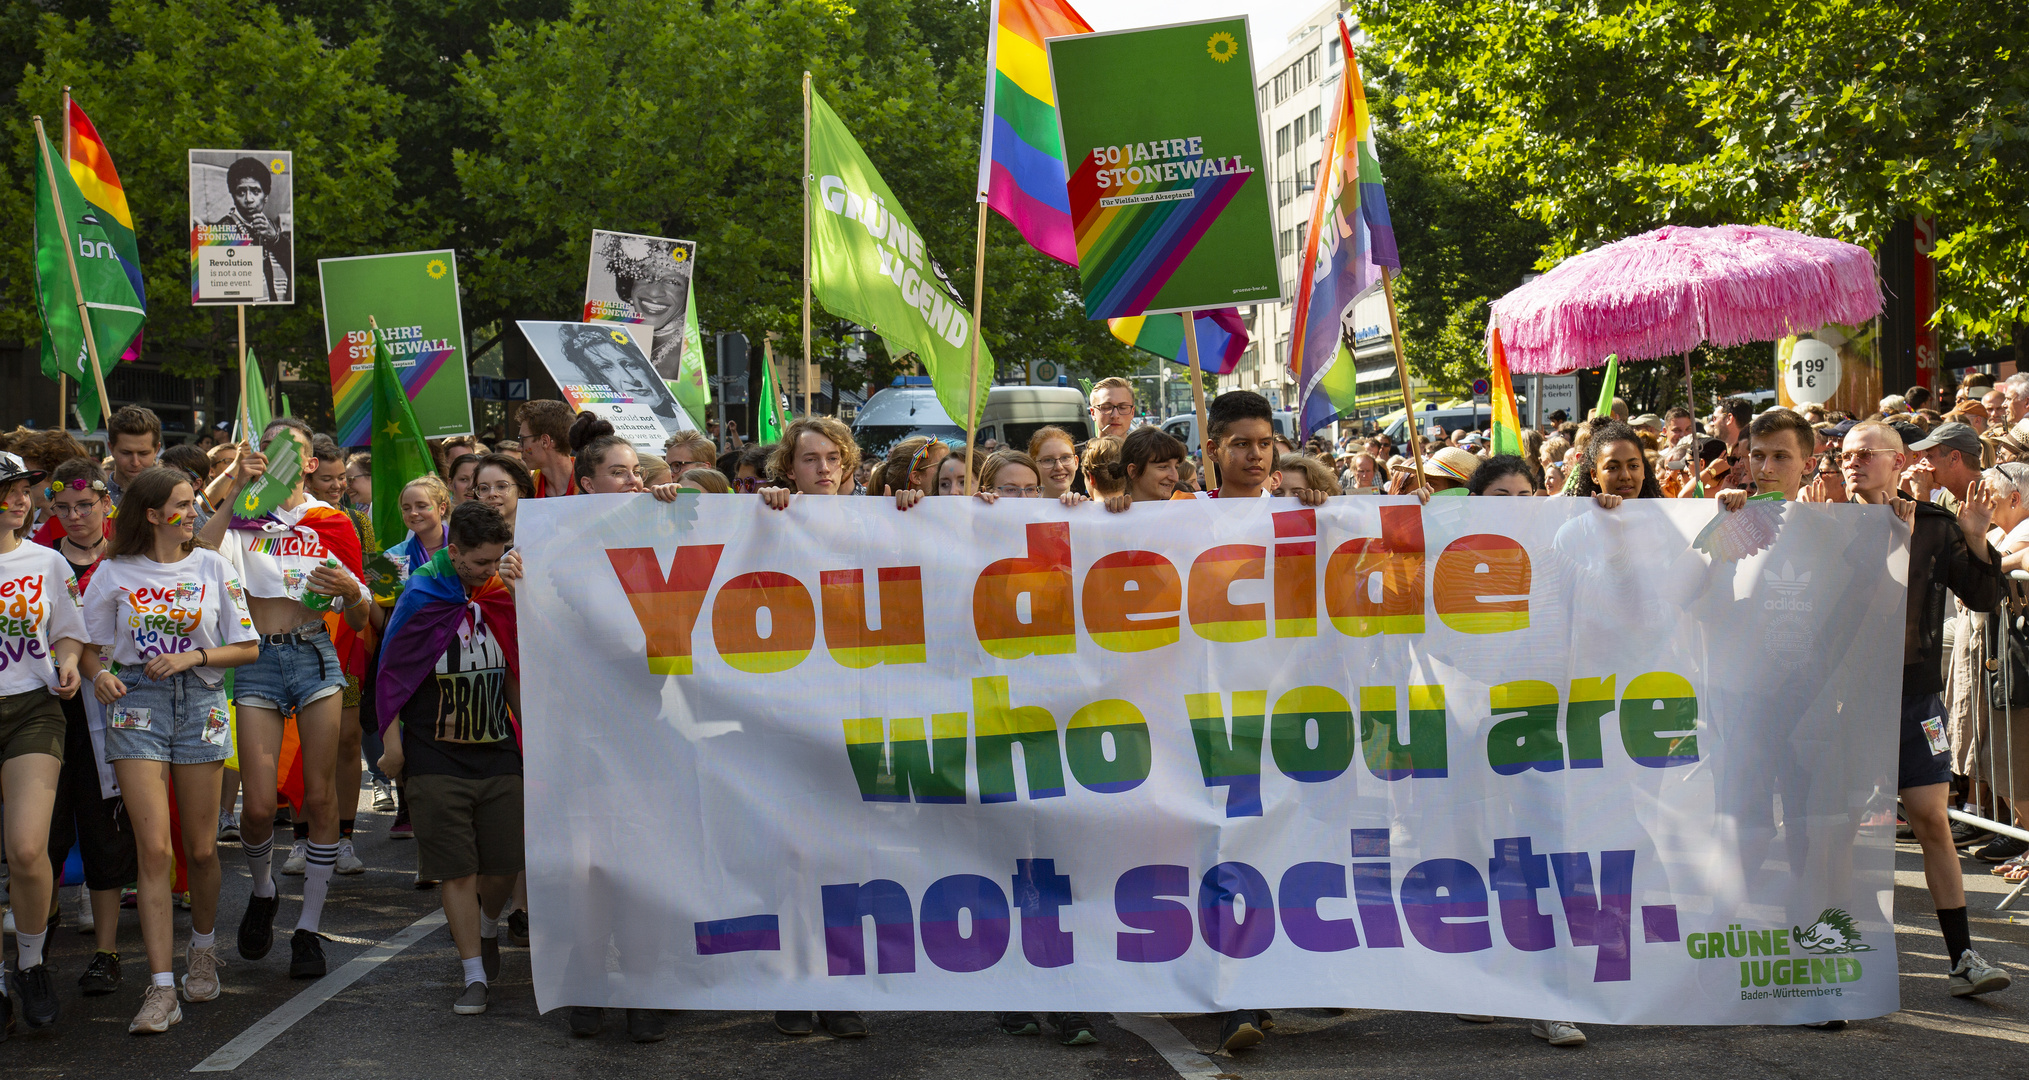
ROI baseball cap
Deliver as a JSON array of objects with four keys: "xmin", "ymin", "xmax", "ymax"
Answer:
[
  {"xmin": 1630, "ymin": 413, "xmax": 1663, "ymax": 431},
  {"xmin": 0, "ymin": 450, "xmax": 46, "ymax": 487},
  {"xmin": 1908, "ymin": 420, "xmax": 1982, "ymax": 457}
]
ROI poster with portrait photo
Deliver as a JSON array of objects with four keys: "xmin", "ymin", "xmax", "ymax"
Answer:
[
  {"xmin": 189, "ymin": 149, "xmax": 294, "ymax": 305},
  {"xmin": 521, "ymin": 321, "xmax": 698, "ymax": 457},
  {"xmin": 581, "ymin": 229, "xmax": 698, "ymax": 382}
]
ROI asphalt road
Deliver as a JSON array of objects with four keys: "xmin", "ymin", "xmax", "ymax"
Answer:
[{"xmin": 8, "ymin": 793, "xmax": 2029, "ymax": 1079}]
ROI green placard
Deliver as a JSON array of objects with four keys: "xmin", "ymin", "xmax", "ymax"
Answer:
[
  {"xmin": 317, "ymin": 250, "xmax": 473, "ymax": 446},
  {"xmin": 1047, "ymin": 17, "xmax": 1281, "ymax": 319}
]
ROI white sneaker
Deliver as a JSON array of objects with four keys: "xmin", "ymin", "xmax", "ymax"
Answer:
[
  {"xmin": 334, "ymin": 839, "xmax": 365, "ymax": 876},
  {"xmin": 1949, "ymin": 949, "xmax": 2012, "ymax": 997},
  {"xmin": 282, "ymin": 839, "xmax": 309, "ymax": 875},
  {"xmin": 67, "ymin": 884, "xmax": 95, "ymax": 933},
  {"xmin": 1530, "ymin": 1020, "xmax": 1587, "ymax": 1046},
  {"xmin": 371, "ymin": 780, "xmax": 396, "ymax": 812},
  {"xmin": 217, "ymin": 811, "xmax": 240, "ymax": 843},
  {"xmin": 2, "ymin": 906, "xmax": 14, "ymax": 934}
]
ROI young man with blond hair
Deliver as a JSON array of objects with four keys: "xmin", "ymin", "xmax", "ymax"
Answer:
[{"xmin": 1087, "ymin": 377, "xmax": 1136, "ymax": 441}]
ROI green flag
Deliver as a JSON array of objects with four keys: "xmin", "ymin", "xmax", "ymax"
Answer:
[
  {"xmin": 281, "ymin": 392, "xmax": 293, "ymax": 417},
  {"xmin": 667, "ymin": 277, "xmax": 711, "ymax": 429},
  {"xmin": 241, "ymin": 347, "xmax": 272, "ymax": 436},
  {"xmin": 369, "ymin": 329, "xmax": 437, "ymax": 551},
  {"xmin": 232, "ymin": 431, "xmax": 303, "ymax": 519},
  {"xmin": 758, "ymin": 354, "xmax": 785, "ymax": 444},
  {"xmin": 32, "ymin": 120, "xmax": 144, "ymax": 429},
  {"xmin": 1594, "ymin": 354, "xmax": 1619, "ymax": 421},
  {"xmin": 807, "ymin": 88, "xmax": 993, "ymax": 428}
]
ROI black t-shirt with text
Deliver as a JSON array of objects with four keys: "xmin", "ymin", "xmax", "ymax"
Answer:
[{"xmin": 398, "ymin": 615, "xmax": 521, "ymax": 779}]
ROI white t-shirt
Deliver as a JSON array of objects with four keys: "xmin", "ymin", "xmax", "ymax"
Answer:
[
  {"xmin": 2002, "ymin": 519, "xmax": 2029, "ymax": 555},
  {"xmin": 83, "ymin": 550, "xmax": 257, "ymax": 688},
  {"xmin": 0, "ymin": 542, "xmax": 90, "ymax": 696},
  {"xmin": 218, "ymin": 497, "xmax": 358, "ymax": 604}
]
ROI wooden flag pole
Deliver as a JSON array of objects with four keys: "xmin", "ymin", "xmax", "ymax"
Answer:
[
  {"xmin": 57, "ymin": 88, "xmax": 71, "ymax": 433},
  {"xmin": 1380, "ymin": 268, "xmax": 1426, "ymax": 490},
  {"xmin": 32, "ymin": 115, "xmax": 114, "ymax": 432},
  {"xmin": 1183, "ymin": 310, "xmax": 1216, "ymax": 492},
  {"xmin": 801, "ymin": 70, "xmax": 813, "ymax": 426},
  {"xmin": 237, "ymin": 303, "xmax": 250, "ymax": 435},
  {"xmin": 962, "ymin": 202, "xmax": 988, "ymax": 494}
]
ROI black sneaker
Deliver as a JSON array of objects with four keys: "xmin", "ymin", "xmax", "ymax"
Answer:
[
  {"xmin": 16, "ymin": 963, "xmax": 61, "ymax": 1030},
  {"xmin": 997, "ymin": 1011, "xmax": 1040, "ymax": 1035},
  {"xmin": 1217, "ymin": 1009, "xmax": 1264, "ymax": 1051},
  {"xmin": 78, "ymin": 950, "xmax": 121, "ymax": 996},
  {"xmin": 508, "ymin": 909, "xmax": 530, "ymax": 947},
  {"xmin": 1952, "ymin": 820, "xmax": 1995, "ymax": 848},
  {"xmin": 627, "ymin": 1008, "xmax": 671, "ymax": 1043},
  {"xmin": 773, "ymin": 1010, "xmax": 815, "ymax": 1035},
  {"xmin": 289, "ymin": 929, "xmax": 327, "ymax": 979},
  {"xmin": 818, "ymin": 1011, "xmax": 868, "ymax": 1038},
  {"xmin": 1977, "ymin": 835, "xmax": 2029, "ymax": 863},
  {"xmin": 239, "ymin": 892, "xmax": 279, "ymax": 960},
  {"xmin": 568, "ymin": 1006, "xmax": 604, "ymax": 1036},
  {"xmin": 1051, "ymin": 1012, "xmax": 1098, "ymax": 1045},
  {"xmin": 480, "ymin": 935, "xmax": 501, "ymax": 982}
]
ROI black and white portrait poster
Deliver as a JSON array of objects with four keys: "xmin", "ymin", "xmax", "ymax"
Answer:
[
  {"xmin": 521, "ymin": 321, "xmax": 698, "ymax": 456},
  {"xmin": 581, "ymin": 229, "xmax": 698, "ymax": 382},
  {"xmin": 188, "ymin": 149, "xmax": 294, "ymax": 305}
]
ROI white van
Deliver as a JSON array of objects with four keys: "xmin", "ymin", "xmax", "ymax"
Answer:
[{"xmin": 851, "ymin": 382, "xmax": 1093, "ymax": 458}]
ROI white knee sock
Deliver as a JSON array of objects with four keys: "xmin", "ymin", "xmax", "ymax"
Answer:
[
  {"xmin": 296, "ymin": 841, "xmax": 339, "ymax": 933},
  {"xmin": 244, "ymin": 835, "xmax": 276, "ymax": 899}
]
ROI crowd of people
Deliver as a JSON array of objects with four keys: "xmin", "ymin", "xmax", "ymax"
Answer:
[{"xmin": 0, "ymin": 370, "xmax": 2020, "ymax": 1050}]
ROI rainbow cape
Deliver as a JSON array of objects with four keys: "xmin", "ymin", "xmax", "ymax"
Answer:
[
  {"xmin": 376, "ymin": 548, "xmax": 518, "ymax": 733},
  {"xmin": 1288, "ymin": 18, "xmax": 1399, "ymax": 438},
  {"xmin": 1107, "ymin": 308, "xmax": 1249, "ymax": 375},
  {"xmin": 227, "ymin": 502, "xmax": 364, "ymax": 579},
  {"xmin": 1488, "ymin": 326, "xmax": 1523, "ymax": 456},
  {"xmin": 977, "ymin": 0, "xmax": 1093, "ymax": 265}
]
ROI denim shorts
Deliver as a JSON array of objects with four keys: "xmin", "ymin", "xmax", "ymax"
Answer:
[
  {"xmin": 235, "ymin": 623, "xmax": 344, "ymax": 714},
  {"xmin": 104, "ymin": 666, "xmax": 233, "ymax": 765}
]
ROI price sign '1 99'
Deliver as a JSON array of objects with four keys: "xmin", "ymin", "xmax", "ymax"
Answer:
[{"xmin": 1783, "ymin": 338, "xmax": 1842, "ymax": 405}]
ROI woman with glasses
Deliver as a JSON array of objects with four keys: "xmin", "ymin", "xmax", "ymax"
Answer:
[
  {"xmin": 470, "ymin": 454, "xmax": 534, "ymax": 533},
  {"xmin": 979, "ymin": 451, "xmax": 1045, "ymax": 499},
  {"xmin": 35, "ymin": 459, "xmax": 137, "ymax": 1004},
  {"xmin": 1027, "ymin": 427, "xmax": 1081, "ymax": 500}
]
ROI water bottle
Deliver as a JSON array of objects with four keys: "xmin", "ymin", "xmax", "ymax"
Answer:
[{"xmin": 301, "ymin": 557, "xmax": 342, "ymax": 611}]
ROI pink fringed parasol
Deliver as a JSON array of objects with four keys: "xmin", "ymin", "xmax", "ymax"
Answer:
[{"xmin": 1490, "ymin": 224, "xmax": 1883, "ymax": 375}]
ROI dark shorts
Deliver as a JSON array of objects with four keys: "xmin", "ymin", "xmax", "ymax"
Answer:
[
  {"xmin": 51, "ymin": 698, "xmax": 138, "ymax": 891},
  {"xmin": 407, "ymin": 772, "xmax": 524, "ymax": 881},
  {"xmin": 1899, "ymin": 691, "xmax": 1954, "ymax": 790},
  {"xmin": 0, "ymin": 688, "xmax": 66, "ymax": 763}
]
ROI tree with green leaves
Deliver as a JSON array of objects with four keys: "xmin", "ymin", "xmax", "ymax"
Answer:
[
  {"xmin": 1361, "ymin": 0, "xmax": 2029, "ymax": 357},
  {"xmin": 5, "ymin": 0, "xmax": 404, "ymax": 383}
]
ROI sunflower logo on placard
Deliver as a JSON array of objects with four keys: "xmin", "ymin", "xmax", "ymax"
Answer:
[
  {"xmin": 426, "ymin": 259, "xmax": 448, "ymax": 279},
  {"xmin": 269, "ymin": 158, "xmax": 286, "ymax": 174},
  {"xmin": 671, "ymin": 248, "xmax": 689, "ymax": 264},
  {"xmin": 609, "ymin": 329, "xmax": 630, "ymax": 345},
  {"xmin": 1207, "ymin": 31, "xmax": 1238, "ymax": 63}
]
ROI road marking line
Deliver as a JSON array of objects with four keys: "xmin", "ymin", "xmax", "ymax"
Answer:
[
  {"xmin": 1110, "ymin": 1013, "xmax": 1225, "ymax": 1080},
  {"xmin": 190, "ymin": 910, "xmax": 446, "ymax": 1072},
  {"xmin": 1881, "ymin": 1008, "xmax": 2029, "ymax": 1042}
]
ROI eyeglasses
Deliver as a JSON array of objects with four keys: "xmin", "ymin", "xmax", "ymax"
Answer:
[
  {"xmin": 1091, "ymin": 403, "xmax": 1134, "ymax": 415},
  {"xmin": 994, "ymin": 484, "xmax": 1043, "ymax": 498},
  {"xmin": 51, "ymin": 501, "xmax": 101, "ymax": 517},
  {"xmin": 734, "ymin": 476, "xmax": 762, "ymax": 494},
  {"xmin": 1036, "ymin": 454, "xmax": 1079, "ymax": 470},
  {"xmin": 1839, "ymin": 448, "xmax": 1898, "ymax": 466}
]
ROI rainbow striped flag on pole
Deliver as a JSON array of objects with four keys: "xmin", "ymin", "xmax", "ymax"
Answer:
[
  {"xmin": 1287, "ymin": 18, "xmax": 1398, "ymax": 438},
  {"xmin": 1487, "ymin": 325, "xmax": 1523, "ymax": 456},
  {"xmin": 1107, "ymin": 309, "xmax": 1249, "ymax": 375},
  {"xmin": 41, "ymin": 97, "xmax": 146, "ymax": 420},
  {"xmin": 976, "ymin": 0, "xmax": 1092, "ymax": 266}
]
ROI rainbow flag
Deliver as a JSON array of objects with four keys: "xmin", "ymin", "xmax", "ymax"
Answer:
[
  {"xmin": 977, "ymin": 0, "xmax": 1092, "ymax": 265},
  {"xmin": 377, "ymin": 548, "xmax": 518, "ymax": 732},
  {"xmin": 64, "ymin": 100, "xmax": 144, "ymax": 320},
  {"xmin": 1287, "ymin": 18, "xmax": 1399, "ymax": 438},
  {"xmin": 1487, "ymin": 326, "xmax": 1523, "ymax": 456},
  {"xmin": 1107, "ymin": 308, "xmax": 1249, "ymax": 375}
]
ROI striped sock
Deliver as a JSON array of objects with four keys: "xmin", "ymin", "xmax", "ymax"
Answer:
[
  {"xmin": 245, "ymin": 836, "xmax": 276, "ymax": 898},
  {"xmin": 296, "ymin": 841, "xmax": 339, "ymax": 933}
]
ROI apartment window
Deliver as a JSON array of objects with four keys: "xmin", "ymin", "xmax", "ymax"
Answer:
[
  {"xmin": 1279, "ymin": 228, "xmax": 1295, "ymax": 257},
  {"xmin": 1278, "ymin": 176, "xmax": 1294, "ymax": 206},
  {"xmin": 1328, "ymin": 37, "xmax": 1341, "ymax": 66},
  {"xmin": 1309, "ymin": 106, "xmax": 1323, "ymax": 141},
  {"xmin": 1293, "ymin": 114, "xmax": 1307, "ymax": 146},
  {"xmin": 1276, "ymin": 124, "xmax": 1291, "ymax": 158}
]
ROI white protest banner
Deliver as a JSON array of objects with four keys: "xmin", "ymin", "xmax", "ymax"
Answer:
[{"xmin": 515, "ymin": 495, "xmax": 1908, "ymax": 1025}]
